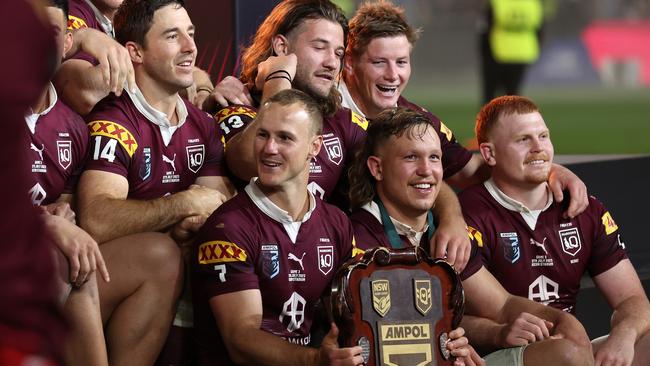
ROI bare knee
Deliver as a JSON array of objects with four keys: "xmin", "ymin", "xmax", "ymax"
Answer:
[
  {"xmin": 550, "ymin": 338, "xmax": 593, "ymax": 366},
  {"xmin": 135, "ymin": 233, "xmax": 183, "ymax": 286}
]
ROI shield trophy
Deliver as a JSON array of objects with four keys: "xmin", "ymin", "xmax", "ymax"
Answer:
[{"xmin": 329, "ymin": 246, "xmax": 464, "ymax": 366}]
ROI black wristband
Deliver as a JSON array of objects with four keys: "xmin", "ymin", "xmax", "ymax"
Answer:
[
  {"xmin": 265, "ymin": 74, "xmax": 292, "ymax": 84},
  {"xmin": 265, "ymin": 69, "xmax": 292, "ymax": 83}
]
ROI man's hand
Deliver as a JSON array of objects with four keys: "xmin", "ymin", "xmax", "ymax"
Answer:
[
  {"xmin": 499, "ymin": 312, "xmax": 554, "ymax": 346},
  {"xmin": 171, "ymin": 214, "xmax": 208, "ymax": 259},
  {"xmin": 181, "ymin": 184, "xmax": 229, "ymax": 218},
  {"xmin": 430, "ymin": 217, "xmax": 471, "ymax": 272},
  {"xmin": 254, "ymin": 54, "xmax": 297, "ymax": 91},
  {"xmin": 43, "ymin": 201, "xmax": 76, "ymax": 223},
  {"xmin": 317, "ymin": 323, "xmax": 364, "ymax": 366},
  {"xmin": 72, "ymin": 28, "xmax": 136, "ymax": 95},
  {"xmin": 549, "ymin": 164, "xmax": 588, "ymax": 219},
  {"xmin": 43, "ymin": 214, "xmax": 110, "ymax": 287},
  {"xmin": 203, "ymin": 76, "xmax": 253, "ymax": 112},
  {"xmin": 594, "ymin": 333, "xmax": 636, "ymax": 366},
  {"xmin": 447, "ymin": 327, "xmax": 486, "ymax": 366}
]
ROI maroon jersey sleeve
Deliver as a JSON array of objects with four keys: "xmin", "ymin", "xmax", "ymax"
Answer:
[
  {"xmin": 397, "ymin": 97, "xmax": 472, "ymax": 178},
  {"xmin": 214, "ymin": 104, "xmax": 257, "ymax": 144},
  {"xmin": 585, "ymin": 196, "xmax": 628, "ymax": 276},
  {"xmin": 84, "ymin": 98, "xmax": 138, "ymax": 178},
  {"xmin": 193, "ymin": 196, "xmax": 260, "ymax": 299},
  {"xmin": 67, "ymin": 0, "xmax": 101, "ymax": 64}
]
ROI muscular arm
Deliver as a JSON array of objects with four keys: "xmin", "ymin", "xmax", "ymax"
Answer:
[
  {"xmin": 54, "ymin": 59, "xmax": 111, "ymax": 115},
  {"xmin": 430, "ymin": 182, "xmax": 471, "ymax": 271},
  {"xmin": 77, "ymin": 170, "xmax": 226, "ymax": 243},
  {"xmin": 211, "ymin": 290, "xmax": 362, "ymax": 366},
  {"xmin": 445, "ymin": 154, "xmax": 491, "ymax": 190},
  {"xmin": 462, "ymin": 267, "xmax": 591, "ymax": 351}
]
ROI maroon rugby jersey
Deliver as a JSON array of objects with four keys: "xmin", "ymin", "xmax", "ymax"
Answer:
[
  {"xmin": 84, "ymin": 90, "xmax": 225, "ymax": 199},
  {"xmin": 25, "ymin": 85, "xmax": 89, "ymax": 205},
  {"xmin": 397, "ymin": 96, "xmax": 473, "ymax": 179},
  {"xmin": 215, "ymin": 104, "xmax": 367, "ymax": 201},
  {"xmin": 459, "ymin": 182, "xmax": 628, "ymax": 313},
  {"xmin": 350, "ymin": 204, "xmax": 483, "ymax": 281},
  {"xmin": 67, "ymin": 0, "xmax": 112, "ymax": 64},
  {"xmin": 192, "ymin": 181, "xmax": 356, "ymax": 365}
]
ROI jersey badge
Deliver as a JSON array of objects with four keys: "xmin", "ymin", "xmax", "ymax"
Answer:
[
  {"xmin": 197, "ymin": 240, "xmax": 247, "ymax": 264},
  {"xmin": 500, "ymin": 232, "xmax": 520, "ymax": 263},
  {"xmin": 261, "ymin": 244, "xmax": 280, "ymax": 279},
  {"xmin": 186, "ymin": 144, "xmax": 205, "ymax": 173},
  {"xmin": 601, "ymin": 212, "xmax": 618, "ymax": 235},
  {"xmin": 558, "ymin": 227, "xmax": 582, "ymax": 256},
  {"xmin": 439, "ymin": 121, "xmax": 453, "ymax": 142},
  {"xmin": 139, "ymin": 147, "xmax": 152, "ymax": 181},
  {"xmin": 467, "ymin": 226, "xmax": 483, "ymax": 247},
  {"xmin": 280, "ymin": 292, "xmax": 306, "ymax": 332},
  {"xmin": 371, "ymin": 279, "xmax": 391, "ymax": 317},
  {"xmin": 323, "ymin": 136, "xmax": 343, "ymax": 166},
  {"xmin": 351, "ymin": 111, "xmax": 369, "ymax": 131},
  {"xmin": 56, "ymin": 140, "xmax": 72, "ymax": 170},
  {"xmin": 317, "ymin": 245, "xmax": 334, "ymax": 275},
  {"xmin": 88, "ymin": 120, "xmax": 138, "ymax": 157},
  {"xmin": 29, "ymin": 182, "xmax": 46, "ymax": 205},
  {"xmin": 67, "ymin": 15, "xmax": 88, "ymax": 30}
]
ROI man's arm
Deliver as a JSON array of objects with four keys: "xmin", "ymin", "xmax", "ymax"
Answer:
[
  {"xmin": 548, "ymin": 163, "xmax": 588, "ymax": 218},
  {"xmin": 445, "ymin": 154, "xmax": 491, "ymax": 190},
  {"xmin": 210, "ymin": 289, "xmax": 363, "ymax": 366},
  {"xmin": 77, "ymin": 170, "xmax": 228, "ymax": 243},
  {"xmin": 430, "ymin": 182, "xmax": 471, "ymax": 272},
  {"xmin": 592, "ymin": 259, "xmax": 650, "ymax": 366}
]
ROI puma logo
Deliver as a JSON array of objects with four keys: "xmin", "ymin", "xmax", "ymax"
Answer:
[
  {"xmin": 530, "ymin": 237, "xmax": 548, "ymax": 255},
  {"xmin": 30, "ymin": 143, "xmax": 44, "ymax": 161},
  {"xmin": 162, "ymin": 153, "xmax": 176, "ymax": 171},
  {"xmin": 288, "ymin": 252, "xmax": 306, "ymax": 271}
]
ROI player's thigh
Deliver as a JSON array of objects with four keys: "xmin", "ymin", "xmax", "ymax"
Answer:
[{"xmin": 97, "ymin": 232, "xmax": 182, "ymax": 320}]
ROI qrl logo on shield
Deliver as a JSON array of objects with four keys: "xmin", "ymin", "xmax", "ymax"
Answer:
[
  {"xmin": 56, "ymin": 140, "xmax": 72, "ymax": 170},
  {"xmin": 559, "ymin": 228, "xmax": 582, "ymax": 256},
  {"xmin": 186, "ymin": 144, "xmax": 205, "ymax": 173},
  {"xmin": 323, "ymin": 137, "xmax": 342, "ymax": 166},
  {"xmin": 317, "ymin": 245, "xmax": 333, "ymax": 275}
]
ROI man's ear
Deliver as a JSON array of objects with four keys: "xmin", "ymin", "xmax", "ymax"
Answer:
[
  {"xmin": 309, "ymin": 135, "xmax": 323, "ymax": 159},
  {"xmin": 62, "ymin": 31, "xmax": 73, "ymax": 58},
  {"xmin": 126, "ymin": 41, "xmax": 143, "ymax": 64},
  {"xmin": 271, "ymin": 34, "xmax": 289, "ymax": 56},
  {"xmin": 367, "ymin": 155, "xmax": 383, "ymax": 181},
  {"xmin": 343, "ymin": 54, "xmax": 354, "ymax": 75},
  {"xmin": 479, "ymin": 142, "xmax": 496, "ymax": 166}
]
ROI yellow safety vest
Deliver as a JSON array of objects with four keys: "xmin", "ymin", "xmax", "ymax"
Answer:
[{"xmin": 490, "ymin": 0, "xmax": 543, "ymax": 63}]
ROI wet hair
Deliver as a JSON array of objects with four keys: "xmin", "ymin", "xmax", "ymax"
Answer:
[
  {"xmin": 239, "ymin": 0, "xmax": 348, "ymax": 88},
  {"xmin": 348, "ymin": 107, "xmax": 434, "ymax": 210},
  {"xmin": 259, "ymin": 89, "xmax": 323, "ymax": 135},
  {"xmin": 50, "ymin": 0, "xmax": 69, "ymax": 20},
  {"xmin": 346, "ymin": 0, "xmax": 420, "ymax": 59},
  {"xmin": 114, "ymin": 0, "xmax": 185, "ymax": 46},
  {"xmin": 475, "ymin": 95, "xmax": 540, "ymax": 143}
]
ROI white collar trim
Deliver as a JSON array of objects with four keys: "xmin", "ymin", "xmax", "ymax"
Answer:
[
  {"xmin": 84, "ymin": 0, "xmax": 114, "ymax": 37},
  {"xmin": 244, "ymin": 178, "xmax": 317, "ymax": 244},
  {"xmin": 484, "ymin": 178, "xmax": 553, "ymax": 230},
  {"xmin": 361, "ymin": 201, "xmax": 427, "ymax": 246},
  {"xmin": 25, "ymin": 83, "xmax": 58, "ymax": 134},
  {"xmin": 338, "ymin": 80, "xmax": 365, "ymax": 118},
  {"xmin": 126, "ymin": 86, "xmax": 188, "ymax": 146}
]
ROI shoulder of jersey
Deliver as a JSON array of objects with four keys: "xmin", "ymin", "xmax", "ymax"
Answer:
[
  {"xmin": 213, "ymin": 105, "xmax": 257, "ymax": 123},
  {"xmin": 87, "ymin": 119, "xmax": 138, "ymax": 157},
  {"xmin": 67, "ymin": 15, "xmax": 88, "ymax": 30}
]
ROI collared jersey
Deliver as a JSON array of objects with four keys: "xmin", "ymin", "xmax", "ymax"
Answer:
[
  {"xmin": 459, "ymin": 182, "xmax": 628, "ymax": 313},
  {"xmin": 25, "ymin": 84, "xmax": 89, "ymax": 205},
  {"xmin": 84, "ymin": 90, "xmax": 225, "ymax": 199},
  {"xmin": 192, "ymin": 181, "xmax": 356, "ymax": 365}
]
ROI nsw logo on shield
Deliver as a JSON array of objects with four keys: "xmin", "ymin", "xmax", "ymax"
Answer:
[
  {"xmin": 56, "ymin": 140, "xmax": 72, "ymax": 170},
  {"xmin": 261, "ymin": 244, "xmax": 280, "ymax": 279},
  {"xmin": 186, "ymin": 144, "xmax": 205, "ymax": 173},
  {"xmin": 500, "ymin": 232, "xmax": 520, "ymax": 264}
]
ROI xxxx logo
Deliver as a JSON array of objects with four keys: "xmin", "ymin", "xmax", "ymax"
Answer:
[
  {"xmin": 88, "ymin": 120, "xmax": 138, "ymax": 157},
  {"xmin": 198, "ymin": 241, "xmax": 247, "ymax": 264},
  {"xmin": 214, "ymin": 105, "xmax": 256, "ymax": 123}
]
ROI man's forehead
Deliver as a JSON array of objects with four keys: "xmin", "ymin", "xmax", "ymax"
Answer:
[
  {"xmin": 151, "ymin": 4, "xmax": 192, "ymax": 29},
  {"xmin": 289, "ymin": 18, "xmax": 343, "ymax": 43}
]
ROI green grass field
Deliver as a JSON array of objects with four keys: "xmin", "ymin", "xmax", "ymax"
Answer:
[{"xmin": 404, "ymin": 87, "xmax": 650, "ymax": 154}]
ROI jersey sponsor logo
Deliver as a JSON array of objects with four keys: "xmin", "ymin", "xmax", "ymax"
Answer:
[
  {"xmin": 140, "ymin": 147, "xmax": 152, "ymax": 181},
  {"xmin": 500, "ymin": 232, "xmax": 520, "ymax": 263},
  {"xmin": 351, "ymin": 236, "xmax": 364, "ymax": 257},
  {"xmin": 288, "ymin": 252, "xmax": 307, "ymax": 282},
  {"xmin": 162, "ymin": 153, "xmax": 176, "ymax": 172},
  {"xmin": 279, "ymin": 292, "xmax": 306, "ymax": 332},
  {"xmin": 215, "ymin": 105, "xmax": 255, "ymax": 136},
  {"xmin": 88, "ymin": 120, "xmax": 138, "ymax": 157},
  {"xmin": 30, "ymin": 143, "xmax": 47, "ymax": 173},
  {"xmin": 528, "ymin": 275, "xmax": 560, "ymax": 305},
  {"xmin": 261, "ymin": 244, "xmax": 280, "ymax": 279},
  {"xmin": 30, "ymin": 143, "xmax": 44, "ymax": 161},
  {"xmin": 67, "ymin": 15, "xmax": 88, "ymax": 30},
  {"xmin": 56, "ymin": 140, "xmax": 72, "ymax": 170},
  {"xmin": 307, "ymin": 182, "xmax": 325, "ymax": 200},
  {"xmin": 439, "ymin": 121, "xmax": 453, "ymax": 142},
  {"xmin": 197, "ymin": 240, "xmax": 247, "ymax": 264},
  {"xmin": 372, "ymin": 279, "xmax": 391, "ymax": 317},
  {"xmin": 351, "ymin": 111, "xmax": 368, "ymax": 131},
  {"xmin": 558, "ymin": 227, "xmax": 581, "ymax": 256},
  {"xmin": 530, "ymin": 237, "xmax": 548, "ymax": 255},
  {"xmin": 467, "ymin": 225, "xmax": 483, "ymax": 247},
  {"xmin": 323, "ymin": 137, "xmax": 343, "ymax": 166},
  {"xmin": 29, "ymin": 182, "xmax": 46, "ymax": 205},
  {"xmin": 288, "ymin": 252, "xmax": 306, "ymax": 271},
  {"xmin": 317, "ymin": 245, "xmax": 334, "ymax": 275},
  {"xmin": 186, "ymin": 144, "xmax": 205, "ymax": 173},
  {"xmin": 413, "ymin": 279, "xmax": 432, "ymax": 316},
  {"xmin": 601, "ymin": 212, "xmax": 618, "ymax": 235}
]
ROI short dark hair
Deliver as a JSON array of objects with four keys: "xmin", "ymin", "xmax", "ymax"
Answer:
[
  {"xmin": 259, "ymin": 89, "xmax": 323, "ymax": 136},
  {"xmin": 114, "ymin": 0, "xmax": 185, "ymax": 46},
  {"xmin": 50, "ymin": 0, "xmax": 69, "ymax": 20},
  {"xmin": 348, "ymin": 107, "xmax": 434, "ymax": 210},
  {"xmin": 475, "ymin": 95, "xmax": 540, "ymax": 144},
  {"xmin": 347, "ymin": 0, "xmax": 420, "ymax": 59},
  {"xmin": 240, "ymin": 0, "xmax": 348, "ymax": 88}
]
